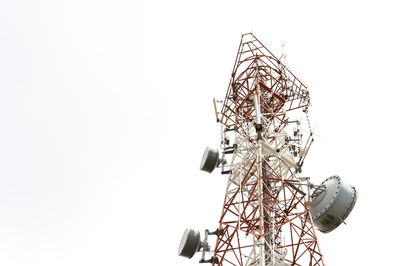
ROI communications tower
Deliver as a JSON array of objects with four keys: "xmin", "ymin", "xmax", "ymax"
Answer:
[{"xmin": 178, "ymin": 33, "xmax": 357, "ymax": 266}]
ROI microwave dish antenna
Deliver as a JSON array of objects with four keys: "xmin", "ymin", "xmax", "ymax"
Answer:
[
  {"xmin": 200, "ymin": 147, "xmax": 220, "ymax": 173},
  {"xmin": 310, "ymin": 175, "xmax": 357, "ymax": 233},
  {"xmin": 178, "ymin": 228, "xmax": 201, "ymax": 259}
]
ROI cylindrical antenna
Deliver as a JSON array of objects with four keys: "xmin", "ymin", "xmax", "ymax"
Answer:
[{"xmin": 213, "ymin": 98, "xmax": 219, "ymax": 122}]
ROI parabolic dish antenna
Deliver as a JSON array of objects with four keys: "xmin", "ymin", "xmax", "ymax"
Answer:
[
  {"xmin": 310, "ymin": 175, "xmax": 357, "ymax": 233},
  {"xmin": 178, "ymin": 228, "xmax": 201, "ymax": 259},
  {"xmin": 200, "ymin": 147, "xmax": 219, "ymax": 173}
]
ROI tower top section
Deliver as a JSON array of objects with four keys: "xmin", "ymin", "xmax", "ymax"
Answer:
[{"xmin": 220, "ymin": 32, "xmax": 310, "ymax": 131}]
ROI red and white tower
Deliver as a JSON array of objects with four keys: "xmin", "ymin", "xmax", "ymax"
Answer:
[{"xmin": 178, "ymin": 33, "xmax": 357, "ymax": 266}]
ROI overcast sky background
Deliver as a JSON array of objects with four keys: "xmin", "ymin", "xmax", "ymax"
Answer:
[{"xmin": 0, "ymin": 0, "xmax": 399, "ymax": 265}]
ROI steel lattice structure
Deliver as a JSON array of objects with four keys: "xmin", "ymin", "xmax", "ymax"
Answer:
[{"xmin": 212, "ymin": 33, "xmax": 325, "ymax": 266}]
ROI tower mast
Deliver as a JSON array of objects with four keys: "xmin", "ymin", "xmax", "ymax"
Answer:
[
  {"xmin": 213, "ymin": 33, "xmax": 324, "ymax": 266},
  {"xmin": 178, "ymin": 32, "xmax": 357, "ymax": 266}
]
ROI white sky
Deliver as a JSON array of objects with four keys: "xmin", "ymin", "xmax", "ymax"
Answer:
[{"xmin": 0, "ymin": 0, "xmax": 399, "ymax": 265}]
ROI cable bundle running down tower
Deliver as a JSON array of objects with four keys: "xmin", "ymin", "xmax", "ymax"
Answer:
[{"xmin": 178, "ymin": 33, "xmax": 357, "ymax": 266}]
